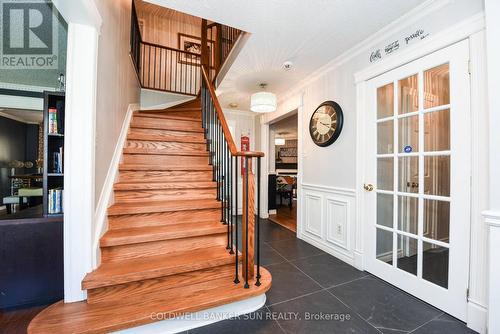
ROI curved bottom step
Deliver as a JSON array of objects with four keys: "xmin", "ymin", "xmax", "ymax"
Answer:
[
  {"xmin": 115, "ymin": 294, "xmax": 266, "ymax": 334},
  {"xmin": 28, "ymin": 267, "xmax": 271, "ymax": 334}
]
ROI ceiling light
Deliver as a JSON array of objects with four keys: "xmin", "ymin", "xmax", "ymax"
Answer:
[
  {"xmin": 229, "ymin": 102, "xmax": 238, "ymax": 108},
  {"xmin": 250, "ymin": 83, "xmax": 277, "ymax": 113},
  {"xmin": 275, "ymin": 138, "xmax": 285, "ymax": 146}
]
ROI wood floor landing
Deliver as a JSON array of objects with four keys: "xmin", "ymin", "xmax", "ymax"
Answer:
[{"xmin": 28, "ymin": 268, "xmax": 270, "ymax": 334}]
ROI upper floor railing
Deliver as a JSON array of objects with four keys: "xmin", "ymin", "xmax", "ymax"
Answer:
[{"xmin": 130, "ymin": 0, "xmax": 243, "ymax": 95}]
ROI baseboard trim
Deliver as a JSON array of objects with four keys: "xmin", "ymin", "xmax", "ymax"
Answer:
[
  {"xmin": 467, "ymin": 299, "xmax": 487, "ymax": 334},
  {"xmin": 112, "ymin": 294, "xmax": 266, "ymax": 334},
  {"xmin": 353, "ymin": 250, "xmax": 364, "ymax": 271},
  {"xmin": 92, "ymin": 103, "xmax": 139, "ymax": 269},
  {"xmin": 298, "ymin": 231, "xmax": 354, "ymax": 266}
]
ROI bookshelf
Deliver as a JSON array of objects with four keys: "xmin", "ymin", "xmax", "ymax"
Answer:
[{"xmin": 43, "ymin": 91, "xmax": 65, "ymax": 216}]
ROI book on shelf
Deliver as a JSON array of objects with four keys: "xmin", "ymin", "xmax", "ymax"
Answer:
[
  {"xmin": 52, "ymin": 147, "xmax": 63, "ymax": 173},
  {"xmin": 49, "ymin": 108, "xmax": 58, "ymax": 134},
  {"xmin": 56, "ymin": 100, "xmax": 65, "ymax": 134},
  {"xmin": 48, "ymin": 188, "xmax": 63, "ymax": 214}
]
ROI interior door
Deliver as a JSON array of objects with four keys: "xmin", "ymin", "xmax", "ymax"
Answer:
[{"xmin": 363, "ymin": 40, "xmax": 470, "ymax": 320}]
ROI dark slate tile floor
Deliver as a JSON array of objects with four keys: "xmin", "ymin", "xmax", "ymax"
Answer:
[{"xmin": 189, "ymin": 219, "xmax": 477, "ymax": 334}]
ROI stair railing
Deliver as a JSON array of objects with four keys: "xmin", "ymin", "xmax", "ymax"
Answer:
[
  {"xmin": 130, "ymin": 0, "xmax": 201, "ymax": 96},
  {"xmin": 204, "ymin": 20, "xmax": 242, "ymax": 83},
  {"xmin": 131, "ymin": 1, "xmax": 242, "ymax": 95},
  {"xmin": 200, "ymin": 65, "xmax": 264, "ymax": 288}
]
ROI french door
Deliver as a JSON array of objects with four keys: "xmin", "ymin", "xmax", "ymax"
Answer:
[{"xmin": 363, "ymin": 40, "xmax": 470, "ymax": 320}]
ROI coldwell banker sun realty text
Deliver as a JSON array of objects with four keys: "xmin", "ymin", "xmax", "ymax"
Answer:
[{"xmin": 0, "ymin": 0, "xmax": 58, "ymax": 69}]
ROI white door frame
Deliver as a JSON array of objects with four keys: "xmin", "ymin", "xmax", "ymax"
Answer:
[
  {"xmin": 52, "ymin": 0, "xmax": 102, "ymax": 302},
  {"xmin": 355, "ymin": 14, "xmax": 488, "ymax": 332},
  {"xmin": 260, "ymin": 95, "xmax": 304, "ymax": 235}
]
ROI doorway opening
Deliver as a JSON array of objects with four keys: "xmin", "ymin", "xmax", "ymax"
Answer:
[
  {"xmin": 0, "ymin": 0, "xmax": 68, "ymax": 310},
  {"xmin": 268, "ymin": 112, "xmax": 298, "ymax": 232}
]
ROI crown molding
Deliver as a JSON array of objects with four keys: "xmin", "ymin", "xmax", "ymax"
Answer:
[{"xmin": 278, "ymin": 0, "xmax": 454, "ymax": 104}]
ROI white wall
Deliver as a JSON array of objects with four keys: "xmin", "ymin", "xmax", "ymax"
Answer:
[
  {"xmin": 223, "ymin": 108, "xmax": 260, "ymax": 214},
  {"xmin": 94, "ymin": 0, "xmax": 141, "ymax": 209},
  {"xmin": 261, "ymin": 0, "xmax": 487, "ymax": 331}
]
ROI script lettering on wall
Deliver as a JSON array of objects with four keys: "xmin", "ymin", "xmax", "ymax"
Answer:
[{"xmin": 368, "ymin": 28, "xmax": 430, "ymax": 63}]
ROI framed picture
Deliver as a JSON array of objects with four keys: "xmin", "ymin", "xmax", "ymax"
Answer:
[{"xmin": 178, "ymin": 33, "xmax": 214, "ymax": 67}]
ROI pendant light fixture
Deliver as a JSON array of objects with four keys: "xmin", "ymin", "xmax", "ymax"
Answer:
[{"xmin": 250, "ymin": 83, "xmax": 277, "ymax": 113}]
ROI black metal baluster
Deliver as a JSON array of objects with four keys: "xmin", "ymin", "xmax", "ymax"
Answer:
[
  {"xmin": 212, "ymin": 104, "xmax": 216, "ymax": 178},
  {"xmin": 244, "ymin": 156, "xmax": 249, "ymax": 289},
  {"xmin": 153, "ymin": 46, "xmax": 157, "ymax": 89},
  {"xmin": 256, "ymin": 157, "xmax": 261, "ymax": 286},
  {"xmin": 229, "ymin": 149, "xmax": 234, "ymax": 254},
  {"xmin": 221, "ymin": 133, "xmax": 225, "ymax": 227},
  {"xmin": 225, "ymin": 141, "xmax": 229, "ymax": 224},
  {"xmin": 220, "ymin": 122, "xmax": 224, "ymax": 220},
  {"xmin": 234, "ymin": 156, "xmax": 239, "ymax": 284}
]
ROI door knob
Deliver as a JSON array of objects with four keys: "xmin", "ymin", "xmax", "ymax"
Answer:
[{"xmin": 364, "ymin": 183, "xmax": 374, "ymax": 192}]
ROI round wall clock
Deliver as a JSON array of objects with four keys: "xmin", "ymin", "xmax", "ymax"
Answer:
[{"xmin": 309, "ymin": 101, "xmax": 344, "ymax": 147}]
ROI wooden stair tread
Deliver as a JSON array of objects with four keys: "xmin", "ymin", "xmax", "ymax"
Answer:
[
  {"xmin": 101, "ymin": 221, "xmax": 226, "ymax": 247},
  {"xmin": 108, "ymin": 199, "xmax": 221, "ymax": 216},
  {"xmin": 107, "ymin": 209, "xmax": 221, "ymax": 230},
  {"xmin": 123, "ymin": 147, "xmax": 209, "ymax": 156},
  {"xmin": 119, "ymin": 164, "xmax": 212, "ymax": 171},
  {"xmin": 82, "ymin": 246, "xmax": 235, "ymax": 289},
  {"xmin": 131, "ymin": 118, "xmax": 204, "ymax": 133},
  {"xmin": 165, "ymin": 107, "xmax": 201, "ymax": 112},
  {"xmin": 28, "ymin": 268, "xmax": 271, "ymax": 334},
  {"xmin": 114, "ymin": 181, "xmax": 216, "ymax": 190},
  {"xmin": 86, "ymin": 264, "xmax": 236, "ymax": 304},
  {"xmin": 135, "ymin": 112, "xmax": 200, "ymax": 121},
  {"xmin": 127, "ymin": 132, "xmax": 206, "ymax": 143}
]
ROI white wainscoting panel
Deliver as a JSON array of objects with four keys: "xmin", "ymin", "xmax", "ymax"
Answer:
[
  {"xmin": 299, "ymin": 183, "xmax": 356, "ymax": 266},
  {"xmin": 325, "ymin": 197, "xmax": 350, "ymax": 251},
  {"xmin": 304, "ymin": 193, "xmax": 323, "ymax": 239}
]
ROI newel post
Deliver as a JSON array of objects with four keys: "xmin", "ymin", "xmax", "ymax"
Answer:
[
  {"xmin": 242, "ymin": 163, "xmax": 255, "ymax": 280},
  {"xmin": 201, "ymin": 19, "xmax": 209, "ymax": 70}
]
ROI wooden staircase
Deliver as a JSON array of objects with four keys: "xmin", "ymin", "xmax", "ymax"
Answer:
[{"xmin": 28, "ymin": 98, "xmax": 271, "ymax": 334}]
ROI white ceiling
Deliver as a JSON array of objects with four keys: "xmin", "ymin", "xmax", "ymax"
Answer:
[
  {"xmin": 146, "ymin": 0, "xmax": 425, "ymax": 110},
  {"xmin": 0, "ymin": 108, "xmax": 43, "ymax": 124}
]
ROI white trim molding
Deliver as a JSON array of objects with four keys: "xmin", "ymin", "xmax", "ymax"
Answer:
[
  {"xmin": 93, "ymin": 103, "xmax": 139, "ymax": 269},
  {"xmin": 114, "ymin": 294, "xmax": 266, "ymax": 334},
  {"xmin": 484, "ymin": 210, "xmax": 500, "ymax": 334},
  {"xmin": 299, "ymin": 183, "xmax": 357, "ymax": 266},
  {"xmin": 466, "ymin": 30, "xmax": 490, "ymax": 334},
  {"xmin": 63, "ymin": 23, "xmax": 99, "ymax": 302}
]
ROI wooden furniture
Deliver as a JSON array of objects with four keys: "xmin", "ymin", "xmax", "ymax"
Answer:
[{"xmin": 43, "ymin": 91, "xmax": 65, "ymax": 216}]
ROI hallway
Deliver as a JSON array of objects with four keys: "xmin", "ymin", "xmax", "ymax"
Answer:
[{"xmin": 192, "ymin": 220, "xmax": 475, "ymax": 334}]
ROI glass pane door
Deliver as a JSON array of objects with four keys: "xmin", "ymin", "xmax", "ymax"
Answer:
[{"xmin": 375, "ymin": 63, "xmax": 452, "ymax": 289}]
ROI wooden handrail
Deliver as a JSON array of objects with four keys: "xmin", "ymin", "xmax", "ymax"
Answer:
[
  {"xmin": 140, "ymin": 41, "xmax": 201, "ymax": 58},
  {"xmin": 200, "ymin": 65, "xmax": 264, "ymax": 158}
]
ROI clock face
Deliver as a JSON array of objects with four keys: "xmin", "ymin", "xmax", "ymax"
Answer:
[{"xmin": 309, "ymin": 101, "xmax": 344, "ymax": 147}]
